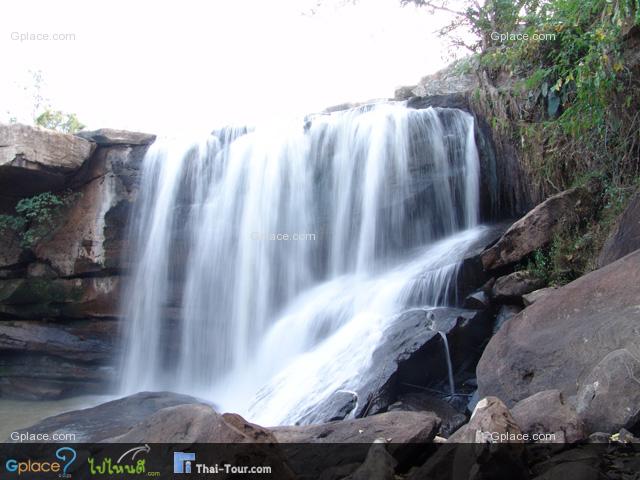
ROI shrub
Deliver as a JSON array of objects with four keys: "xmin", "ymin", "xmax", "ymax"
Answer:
[{"xmin": 0, "ymin": 191, "xmax": 80, "ymax": 248}]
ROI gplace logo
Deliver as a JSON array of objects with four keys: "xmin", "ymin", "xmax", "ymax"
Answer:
[
  {"xmin": 174, "ymin": 452, "xmax": 196, "ymax": 474},
  {"xmin": 5, "ymin": 447, "xmax": 77, "ymax": 476}
]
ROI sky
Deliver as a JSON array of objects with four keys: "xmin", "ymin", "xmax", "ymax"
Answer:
[{"xmin": 1, "ymin": 0, "xmax": 457, "ymax": 135}]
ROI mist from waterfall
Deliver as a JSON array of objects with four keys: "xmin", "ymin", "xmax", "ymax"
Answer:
[{"xmin": 119, "ymin": 102, "xmax": 482, "ymax": 424}]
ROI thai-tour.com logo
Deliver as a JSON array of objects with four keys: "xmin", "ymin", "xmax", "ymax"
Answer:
[
  {"xmin": 173, "ymin": 451, "xmax": 273, "ymax": 475},
  {"xmin": 87, "ymin": 444, "xmax": 159, "ymax": 476},
  {"xmin": 5, "ymin": 446, "xmax": 76, "ymax": 477},
  {"xmin": 174, "ymin": 452, "xmax": 196, "ymax": 474}
]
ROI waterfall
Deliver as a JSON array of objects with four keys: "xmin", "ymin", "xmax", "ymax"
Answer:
[
  {"xmin": 119, "ymin": 102, "xmax": 482, "ymax": 424},
  {"xmin": 438, "ymin": 331, "xmax": 455, "ymax": 398}
]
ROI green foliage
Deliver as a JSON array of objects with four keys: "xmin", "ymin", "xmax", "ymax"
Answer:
[
  {"xmin": 403, "ymin": 0, "xmax": 540, "ymax": 53},
  {"xmin": 526, "ymin": 249, "xmax": 552, "ymax": 283},
  {"xmin": 35, "ymin": 109, "xmax": 85, "ymax": 134},
  {"xmin": 458, "ymin": 0, "xmax": 640, "ymax": 196},
  {"xmin": 525, "ymin": 176, "xmax": 638, "ymax": 285},
  {"xmin": 0, "ymin": 191, "xmax": 79, "ymax": 248},
  {"xmin": 414, "ymin": 0, "xmax": 640, "ymax": 283}
]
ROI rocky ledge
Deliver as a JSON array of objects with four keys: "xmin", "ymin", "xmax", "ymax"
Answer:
[{"xmin": 0, "ymin": 123, "xmax": 155, "ymax": 399}]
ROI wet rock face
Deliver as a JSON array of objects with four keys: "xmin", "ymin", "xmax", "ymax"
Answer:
[
  {"xmin": 352, "ymin": 307, "xmax": 492, "ymax": 418},
  {"xmin": 477, "ymin": 250, "xmax": 640, "ymax": 412},
  {"xmin": 298, "ymin": 390, "xmax": 358, "ymax": 424}
]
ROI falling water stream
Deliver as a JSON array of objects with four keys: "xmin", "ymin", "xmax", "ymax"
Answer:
[
  {"xmin": 119, "ymin": 102, "xmax": 485, "ymax": 425},
  {"xmin": 438, "ymin": 331, "xmax": 456, "ymax": 398}
]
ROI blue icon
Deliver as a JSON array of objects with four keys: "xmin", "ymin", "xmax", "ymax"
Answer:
[
  {"xmin": 174, "ymin": 452, "xmax": 196, "ymax": 474},
  {"xmin": 55, "ymin": 447, "xmax": 77, "ymax": 475}
]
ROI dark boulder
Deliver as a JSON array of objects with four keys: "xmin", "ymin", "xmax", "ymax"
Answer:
[
  {"xmin": 388, "ymin": 392, "xmax": 466, "ymax": 437},
  {"xmin": 274, "ymin": 410, "xmax": 439, "ymax": 476},
  {"xmin": 343, "ymin": 443, "xmax": 396, "ymax": 480},
  {"xmin": 575, "ymin": 349, "xmax": 640, "ymax": 433},
  {"xmin": 448, "ymin": 396, "xmax": 523, "ymax": 443},
  {"xmin": 477, "ymin": 250, "xmax": 640, "ymax": 424},
  {"xmin": 299, "ymin": 390, "xmax": 358, "ymax": 424},
  {"xmin": 406, "ymin": 397, "xmax": 526, "ymax": 480},
  {"xmin": 491, "ymin": 271, "xmax": 545, "ymax": 302},
  {"xmin": 463, "ymin": 289, "xmax": 490, "ymax": 309},
  {"xmin": 511, "ymin": 390, "xmax": 586, "ymax": 443},
  {"xmin": 481, "ymin": 180, "xmax": 601, "ymax": 270},
  {"xmin": 598, "ymin": 190, "xmax": 640, "ymax": 267},
  {"xmin": 530, "ymin": 448, "xmax": 603, "ymax": 480},
  {"xmin": 353, "ymin": 307, "xmax": 492, "ymax": 417}
]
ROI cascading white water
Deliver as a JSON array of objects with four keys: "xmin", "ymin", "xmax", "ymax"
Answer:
[{"xmin": 119, "ymin": 102, "xmax": 482, "ymax": 424}]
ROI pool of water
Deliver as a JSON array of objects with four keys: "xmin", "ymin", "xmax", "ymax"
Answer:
[{"xmin": 0, "ymin": 395, "xmax": 112, "ymax": 441}]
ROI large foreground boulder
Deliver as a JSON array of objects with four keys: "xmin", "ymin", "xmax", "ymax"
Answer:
[
  {"xmin": 272, "ymin": 410, "xmax": 440, "ymax": 444},
  {"xmin": 575, "ymin": 349, "xmax": 640, "ymax": 433},
  {"xmin": 407, "ymin": 397, "xmax": 525, "ymax": 480},
  {"xmin": 107, "ymin": 404, "xmax": 276, "ymax": 443},
  {"xmin": 447, "ymin": 396, "xmax": 522, "ymax": 443},
  {"xmin": 511, "ymin": 390, "xmax": 586, "ymax": 443},
  {"xmin": 481, "ymin": 181, "xmax": 600, "ymax": 270},
  {"xmin": 598, "ymin": 189, "xmax": 640, "ymax": 267},
  {"xmin": 344, "ymin": 443, "xmax": 397, "ymax": 480},
  {"xmin": 0, "ymin": 123, "xmax": 94, "ymax": 198},
  {"xmin": 477, "ymin": 250, "xmax": 640, "ymax": 434},
  {"xmin": 273, "ymin": 411, "xmax": 440, "ymax": 477},
  {"xmin": 11, "ymin": 391, "xmax": 204, "ymax": 442}
]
